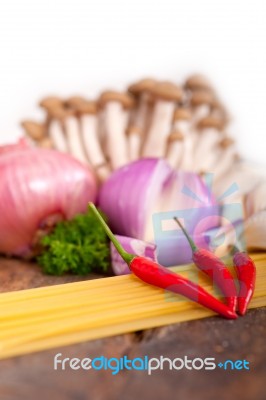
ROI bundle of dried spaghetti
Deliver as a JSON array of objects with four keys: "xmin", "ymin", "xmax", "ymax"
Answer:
[{"xmin": 0, "ymin": 253, "xmax": 265, "ymax": 360}]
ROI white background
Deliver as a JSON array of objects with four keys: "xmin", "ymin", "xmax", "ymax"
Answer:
[{"xmin": 0, "ymin": 0, "xmax": 265, "ymax": 165}]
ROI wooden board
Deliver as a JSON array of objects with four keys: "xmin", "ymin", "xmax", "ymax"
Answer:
[{"xmin": 0, "ymin": 256, "xmax": 265, "ymax": 400}]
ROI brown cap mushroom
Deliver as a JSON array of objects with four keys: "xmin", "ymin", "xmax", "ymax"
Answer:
[
  {"xmin": 39, "ymin": 96, "xmax": 64, "ymax": 113},
  {"xmin": 190, "ymin": 90, "xmax": 214, "ymax": 108},
  {"xmin": 197, "ymin": 114, "xmax": 226, "ymax": 131},
  {"xmin": 128, "ymin": 78, "xmax": 157, "ymax": 96},
  {"xmin": 184, "ymin": 74, "xmax": 213, "ymax": 92},
  {"xmin": 66, "ymin": 96, "xmax": 98, "ymax": 115},
  {"xmin": 148, "ymin": 81, "xmax": 183, "ymax": 102},
  {"xmin": 99, "ymin": 91, "xmax": 135, "ymax": 110},
  {"xmin": 219, "ymin": 137, "xmax": 235, "ymax": 148},
  {"xmin": 40, "ymin": 97, "xmax": 73, "ymax": 121},
  {"xmin": 21, "ymin": 120, "xmax": 47, "ymax": 141},
  {"xmin": 173, "ymin": 107, "xmax": 192, "ymax": 121},
  {"xmin": 168, "ymin": 130, "xmax": 184, "ymax": 143}
]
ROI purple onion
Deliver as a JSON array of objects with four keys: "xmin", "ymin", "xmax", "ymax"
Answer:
[
  {"xmin": 0, "ymin": 148, "xmax": 97, "ymax": 256},
  {"xmin": 99, "ymin": 158, "xmax": 220, "ymax": 266},
  {"xmin": 110, "ymin": 235, "xmax": 157, "ymax": 275}
]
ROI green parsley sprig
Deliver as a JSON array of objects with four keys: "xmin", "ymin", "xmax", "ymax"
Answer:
[{"xmin": 37, "ymin": 208, "xmax": 110, "ymax": 275}]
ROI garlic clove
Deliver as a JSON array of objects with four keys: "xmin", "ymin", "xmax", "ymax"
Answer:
[
  {"xmin": 213, "ymin": 161, "xmax": 263, "ymax": 203},
  {"xmin": 244, "ymin": 210, "xmax": 266, "ymax": 250},
  {"xmin": 245, "ymin": 180, "xmax": 266, "ymax": 217}
]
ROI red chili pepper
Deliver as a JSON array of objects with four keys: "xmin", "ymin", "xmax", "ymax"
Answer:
[
  {"xmin": 174, "ymin": 218, "xmax": 237, "ymax": 312},
  {"xmin": 232, "ymin": 247, "xmax": 256, "ymax": 316},
  {"xmin": 89, "ymin": 203, "xmax": 237, "ymax": 319}
]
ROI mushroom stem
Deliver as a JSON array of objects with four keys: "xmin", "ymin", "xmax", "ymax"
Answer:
[
  {"xmin": 105, "ymin": 102, "xmax": 128, "ymax": 168},
  {"xmin": 142, "ymin": 100, "xmax": 176, "ymax": 157},
  {"xmin": 48, "ymin": 119, "xmax": 68, "ymax": 153},
  {"xmin": 141, "ymin": 82, "xmax": 182, "ymax": 158},
  {"xmin": 80, "ymin": 113, "xmax": 111, "ymax": 181},
  {"xmin": 166, "ymin": 131, "xmax": 184, "ymax": 168},
  {"xmin": 39, "ymin": 97, "xmax": 68, "ymax": 153},
  {"xmin": 190, "ymin": 90, "xmax": 214, "ymax": 125},
  {"xmin": 166, "ymin": 108, "xmax": 191, "ymax": 169},
  {"xmin": 127, "ymin": 80, "xmax": 156, "ymax": 161},
  {"xmin": 97, "ymin": 108, "xmax": 108, "ymax": 155},
  {"xmin": 211, "ymin": 138, "xmax": 237, "ymax": 180},
  {"xmin": 184, "ymin": 90, "xmax": 214, "ymax": 170},
  {"xmin": 193, "ymin": 116, "xmax": 225, "ymax": 173},
  {"xmin": 193, "ymin": 103, "xmax": 210, "ymax": 124},
  {"xmin": 127, "ymin": 125, "xmax": 142, "ymax": 162},
  {"xmin": 66, "ymin": 96, "xmax": 110, "ymax": 181},
  {"xmin": 127, "ymin": 95, "xmax": 152, "ymax": 161},
  {"xmin": 99, "ymin": 91, "xmax": 134, "ymax": 170},
  {"xmin": 64, "ymin": 114, "xmax": 88, "ymax": 164}
]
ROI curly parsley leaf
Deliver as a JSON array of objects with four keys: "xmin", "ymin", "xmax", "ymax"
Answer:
[{"xmin": 37, "ymin": 208, "xmax": 110, "ymax": 275}]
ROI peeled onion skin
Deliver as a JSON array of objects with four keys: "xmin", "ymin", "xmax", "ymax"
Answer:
[
  {"xmin": 110, "ymin": 235, "xmax": 157, "ymax": 275},
  {"xmin": 0, "ymin": 148, "xmax": 97, "ymax": 257}
]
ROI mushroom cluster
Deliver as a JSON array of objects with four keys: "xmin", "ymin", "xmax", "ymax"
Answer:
[
  {"xmin": 21, "ymin": 75, "xmax": 235, "ymax": 184},
  {"xmin": 21, "ymin": 74, "xmax": 266, "ymax": 252}
]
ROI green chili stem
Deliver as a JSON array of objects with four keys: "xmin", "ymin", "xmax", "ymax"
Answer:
[
  {"xmin": 230, "ymin": 245, "xmax": 241, "ymax": 255},
  {"xmin": 174, "ymin": 217, "xmax": 198, "ymax": 253},
  {"xmin": 89, "ymin": 203, "xmax": 135, "ymax": 265}
]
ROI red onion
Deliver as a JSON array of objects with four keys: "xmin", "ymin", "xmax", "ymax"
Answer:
[
  {"xmin": 111, "ymin": 235, "xmax": 157, "ymax": 275},
  {"xmin": 98, "ymin": 158, "xmax": 219, "ymax": 265},
  {"xmin": 0, "ymin": 138, "xmax": 29, "ymax": 155},
  {"xmin": 99, "ymin": 159, "xmax": 173, "ymax": 239},
  {"xmin": 0, "ymin": 148, "xmax": 97, "ymax": 256}
]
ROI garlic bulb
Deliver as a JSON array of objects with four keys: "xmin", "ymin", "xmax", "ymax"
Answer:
[{"xmin": 244, "ymin": 211, "xmax": 266, "ymax": 250}]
